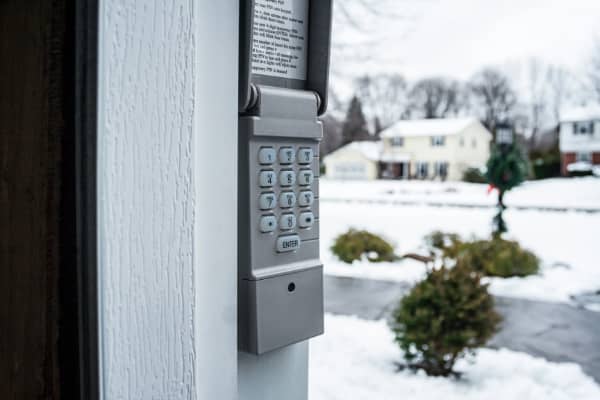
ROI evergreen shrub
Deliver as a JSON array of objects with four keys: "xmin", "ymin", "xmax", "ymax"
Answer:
[
  {"xmin": 331, "ymin": 229, "xmax": 395, "ymax": 263},
  {"xmin": 392, "ymin": 264, "xmax": 501, "ymax": 377},
  {"xmin": 424, "ymin": 232, "xmax": 540, "ymax": 278},
  {"xmin": 462, "ymin": 167, "xmax": 487, "ymax": 183},
  {"xmin": 457, "ymin": 238, "xmax": 540, "ymax": 278}
]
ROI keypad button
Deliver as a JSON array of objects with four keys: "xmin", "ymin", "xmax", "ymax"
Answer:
[
  {"xmin": 279, "ymin": 170, "xmax": 296, "ymax": 187},
  {"xmin": 299, "ymin": 212, "xmax": 314, "ymax": 228},
  {"xmin": 298, "ymin": 148, "xmax": 313, "ymax": 164},
  {"xmin": 276, "ymin": 235, "xmax": 301, "ymax": 253},
  {"xmin": 260, "ymin": 215, "xmax": 277, "ymax": 233},
  {"xmin": 258, "ymin": 147, "xmax": 276, "ymax": 165},
  {"xmin": 259, "ymin": 170, "xmax": 276, "ymax": 187},
  {"xmin": 298, "ymin": 191, "xmax": 314, "ymax": 207},
  {"xmin": 259, "ymin": 193, "xmax": 277, "ymax": 210},
  {"xmin": 279, "ymin": 214, "xmax": 297, "ymax": 231},
  {"xmin": 298, "ymin": 169, "xmax": 314, "ymax": 186},
  {"xmin": 279, "ymin": 192, "xmax": 296, "ymax": 208},
  {"xmin": 279, "ymin": 147, "xmax": 295, "ymax": 164}
]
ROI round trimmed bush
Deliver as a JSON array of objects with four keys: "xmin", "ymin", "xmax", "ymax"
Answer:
[
  {"xmin": 331, "ymin": 229, "xmax": 395, "ymax": 264},
  {"xmin": 392, "ymin": 263, "xmax": 501, "ymax": 377},
  {"xmin": 457, "ymin": 238, "xmax": 540, "ymax": 277},
  {"xmin": 423, "ymin": 232, "xmax": 540, "ymax": 278},
  {"xmin": 462, "ymin": 167, "xmax": 487, "ymax": 183}
]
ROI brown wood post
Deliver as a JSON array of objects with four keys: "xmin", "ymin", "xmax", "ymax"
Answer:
[{"xmin": 0, "ymin": 1, "xmax": 98, "ymax": 398}]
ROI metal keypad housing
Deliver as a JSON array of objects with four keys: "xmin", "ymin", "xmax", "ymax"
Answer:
[{"xmin": 238, "ymin": 87, "xmax": 324, "ymax": 355}]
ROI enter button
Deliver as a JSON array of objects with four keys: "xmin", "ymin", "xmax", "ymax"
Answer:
[{"xmin": 276, "ymin": 235, "xmax": 301, "ymax": 253}]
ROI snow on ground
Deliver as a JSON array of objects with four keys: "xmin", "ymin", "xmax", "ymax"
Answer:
[
  {"xmin": 309, "ymin": 314, "xmax": 600, "ymax": 400},
  {"xmin": 320, "ymin": 180, "xmax": 600, "ymax": 304},
  {"xmin": 320, "ymin": 177, "xmax": 600, "ymax": 211}
]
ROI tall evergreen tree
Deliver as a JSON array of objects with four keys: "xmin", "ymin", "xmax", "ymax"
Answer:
[
  {"xmin": 373, "ymin": 116, "xmax": 384, "ymax": 139},
  {"xmin": 341, "ymin": 96, "xmax": 370, "ymax": 145},
  {"xmin": 486, "ymin": 141, "xmax": 528, "ymax": 209}
]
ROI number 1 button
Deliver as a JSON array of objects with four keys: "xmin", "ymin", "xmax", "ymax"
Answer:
[{"xmin": 258, "ymin": 147, "xmax": 275, "ymax": 165}]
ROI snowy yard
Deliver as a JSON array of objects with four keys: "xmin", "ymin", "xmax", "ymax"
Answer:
[
  {"xmin": 319, "ymin": 178, "xmax": 600, "ymax": 306},
  {"xmin": 309, "ymin": 314, "xmax": 600, "ymax": 400},
  {"xmin": 320, "ymin": 177, "xmax": 600, "ymax": 211}
]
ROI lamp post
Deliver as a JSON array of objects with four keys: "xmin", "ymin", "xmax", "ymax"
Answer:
[
  {"xmin": 486, "ymin": 122, "xmax": 523, "ymax": 237},
  {"xmin": 491, "ymin": 122, "xmax": 516, "ymax": 209},
  {"xmin": 495, "ymin": 122, "xmax": 514, "ymax": 148}
]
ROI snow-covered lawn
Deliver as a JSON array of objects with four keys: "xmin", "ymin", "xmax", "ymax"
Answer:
[
  {"xmin": 309, "ymin": 314, "xmax": 600, "ymax": 400},
  {"xmin": 319, "ymin": 178, "xmax": 600, "ymax": 305},
  {"xmin": 320, "ymin": 177, "xmax": 600, "ymax": 211}
]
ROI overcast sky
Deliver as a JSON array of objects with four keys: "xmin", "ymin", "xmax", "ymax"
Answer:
[{"xmin": 332, "ymin": 0, "xmax": 600, "ymax": 87}]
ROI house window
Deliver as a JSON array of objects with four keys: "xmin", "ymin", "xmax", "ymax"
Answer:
[
  {"xmin": 434, "ymin": 161, "xmax": 449, "ymax": 179},
  {"xmin": 573, "ymin": 121, "xmax": 594, "ymax": 135},
  {"xmin": 415, "ymin": 162, "xmax": 429, "ymax": 179},
  {"xmin": 391, "ymin": 137, "xmax": 404, "ymax": 147},
  {"xmin": 576, "ymin": 152, "xmax": 591, "ymax": 162},
  {"xmin": 472, "ymin": 138, "xmax": 477, "ymax": 148},
  {"xmin": 459, "ymin": 137, "xmax": 465, "ymax": 147},
  {"xmin": 431, "ymin": 136, "xmax": 445, "ymax": 147}
]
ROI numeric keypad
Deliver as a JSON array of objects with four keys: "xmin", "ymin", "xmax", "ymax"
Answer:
[{"xmin": 256, "ymin": 145, "xmax": 317, "ymax": 251}]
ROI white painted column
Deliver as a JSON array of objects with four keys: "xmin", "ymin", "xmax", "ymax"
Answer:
[
  {"xmin": 97, "ymin": 1, "xmax": 238, "ymax": 398},
  {"xmin": 193, "ymin": 1, "xmax": 239, "ymax": 399},
  {"xmin": 239, "ymin": 342, "xmax": 309, "ymax": 400},
  {"xmin": 97, "ymin": 1, "xmax": 309, "ymax": 399}
]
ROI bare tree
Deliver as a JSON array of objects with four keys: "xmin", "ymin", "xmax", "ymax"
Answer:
[
  {"xmin": 354, "ymin": 73, "xmax": 408, "ymax": 129},
  {"xmin": 408, "ymin": 77, "xmax": 464, "ymax": 119},
  {"xmin": 469, "ymin": 68, "xmax": 518, "ymax": 132},
  {"xmin": 526, "ymin": 59, "xmax": 548, "ymax": 144},
  {"xmin": 590, "ymin": 38, "xmax": 600, "ymax": 103},
  {"xmin": 546, "ymin": 65, "xmax": 570, "ymax": 124},
  {"xmin": 330, "ymin": 0, "xmax": 436, "ymax": 105}
]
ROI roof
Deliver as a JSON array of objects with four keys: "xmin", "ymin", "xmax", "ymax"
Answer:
[
  {"xmin": 380, "ymin": 117, "xmax": 480, "ymax": 138},
  {"xmin": 324, "ymin": 141, "xmax": 382, "ymax": 162},
  {"xmin": 560, "ymin": 104, "xmax": 600, "ymax": 122}
]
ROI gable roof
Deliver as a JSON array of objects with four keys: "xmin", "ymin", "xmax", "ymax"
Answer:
[
  {"xmin": 560, "ymin": 104, "xmax": 600, "ymax": 122},
  {"xmin": 325, "ymin": 141, "xmax": 382, "ymax": 162},
  {"xmin": 380, "ymin": 117, "xmax": 481, "ymax": 138}
]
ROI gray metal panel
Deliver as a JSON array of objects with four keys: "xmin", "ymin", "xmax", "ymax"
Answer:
[
  {"xmin": 238, "ymin": 88, "xmax": 324, "ymax": 354},
  {"xmin": 238, "ymin": 0, "xmax": 255, "ymax": 111},
  {"xmin": 306, "ymin": 0, "xmax": 333, "ymax": 115},
  {"xmin": 238, "ymin": 0, "xmax": 333, "ymax": 115},
  {"xmin": 239, "ymin": 266, "xmax": 324, "ymax": 354}
]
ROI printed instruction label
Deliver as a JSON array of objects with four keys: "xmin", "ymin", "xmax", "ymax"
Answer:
[{"xmin": 251, "ymin": 0, "xmax": 309, "ymax": 80}]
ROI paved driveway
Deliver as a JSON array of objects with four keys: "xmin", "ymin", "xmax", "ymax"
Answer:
[{"xmin": 324, "ymin": 275, "xmax": 600, "ymax": 382}]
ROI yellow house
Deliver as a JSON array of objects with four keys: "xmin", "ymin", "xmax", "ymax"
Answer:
[
  {"xmin": 380, "ymin": 117, "xmax": 492, "ymax": 181},
  {"xmin": 323, "ymin": 141, "xmax": 382, "ymax": 180}
]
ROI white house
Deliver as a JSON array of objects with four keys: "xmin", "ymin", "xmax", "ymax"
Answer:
[
  {"xmin": 379, "ymin": 117, "xmax": 492, "ymax": 181},
  {"xmin": 323, "ymin": 141, "xmax": 382, "ymax": 180},
  {"xmin": 559, "ymin": 105, "xmax": 600, "ymax": 175}
]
